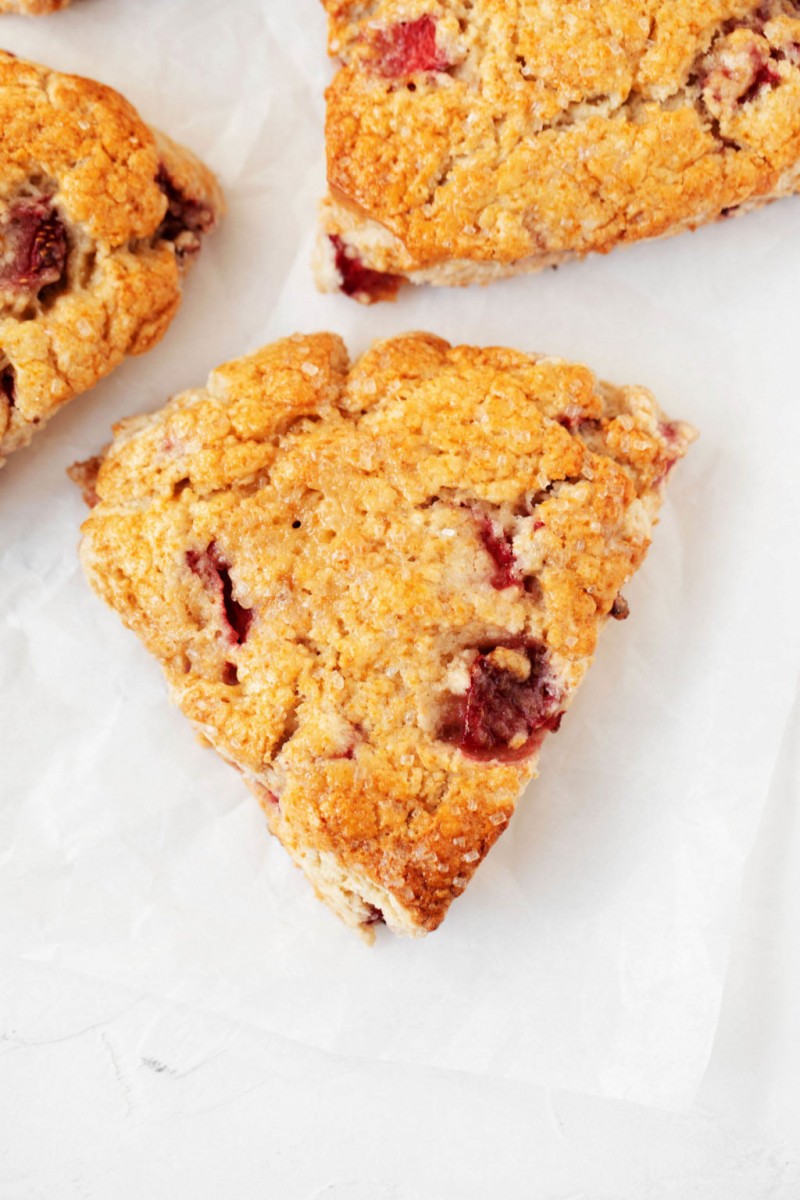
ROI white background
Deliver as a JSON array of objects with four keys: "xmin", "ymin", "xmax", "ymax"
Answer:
[
  {"xmin": 2, "ymin": 707, "xmax": 799, "ymax": 1198},
  {"xmin": 1, "ymin": 1, "xmax": 799, "ymax": 1194}
]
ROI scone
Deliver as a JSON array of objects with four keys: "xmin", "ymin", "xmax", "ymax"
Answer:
[
  {"xmin": 0, "ymin": 50, "xmax": 222, "ymax": 467},
  {"xmin": 316, "ymin": 0, "xmax": 800, "ymax": 301},
  {"xmin": 74, "ymin": 332, "xmax": 694, "ymax": 939},
  {"xmin": 0, "ymin": 0, "xmax": 70, "ymax": 12}
]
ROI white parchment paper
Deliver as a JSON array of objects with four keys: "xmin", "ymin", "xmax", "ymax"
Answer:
[{"xmin": 1, "ymin": 0, "xmax": 799, "ymax": 1109}]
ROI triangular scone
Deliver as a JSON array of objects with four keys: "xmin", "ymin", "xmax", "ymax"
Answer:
[
  {"xmin": 0, "ymin": 50, "xmax": 222, "ymax": 467},
  {"xmin": 316, "ymin": 0, "xmax": 800, "ymax": 301},
  {"xmin": 76, "ymin": 333, "xmax": 693, "ymax": 939}
]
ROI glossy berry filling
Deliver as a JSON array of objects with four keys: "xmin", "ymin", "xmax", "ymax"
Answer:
[
  {"xmin": 156, "ymin": 167, "xmax": 215, "ymax": 262},
  {"xmin": 373, "ymin": 15, "xmax": 450, "ymax": 77},
  {"xmin": 330, "ymin": 235, "xmax": 403, "ymax": 302},
  {"xmin": 442, "ymin": 642, "xmax": 563, "ymax": 762},
  {"xmin": 475, "ymin": 513, "xmax": 521, "ymax": 590},
  {"xmin": 0, "ymin": 200, "xmax": 67, "ymax": 297},
  {"xmin": 187, "ymin": 543, "xmax": 253, "ymax": 644}
]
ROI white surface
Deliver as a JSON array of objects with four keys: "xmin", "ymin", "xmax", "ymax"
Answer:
[
  {"xmin": 1, "ymin": 691, "xmax": 798, "ymax": 1199},
  {"xmin": 0, "ymin": 0, "xmax": 799, "ymax": 1190}
]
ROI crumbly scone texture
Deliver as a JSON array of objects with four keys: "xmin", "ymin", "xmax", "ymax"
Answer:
[
  {"xmin": 318, "ymin": 0, "xmax": 800, "ymax": 299},
  {"xmin": 0, "ymin": 0, "xmax": 70, "ymax": 11},
  {"xmin": 76, "ymin": 332, "xmax": 693, "ymax": 938},
  {"xmin": 0, "ymin": 50, "xmax": 223, "ymax": 467}
]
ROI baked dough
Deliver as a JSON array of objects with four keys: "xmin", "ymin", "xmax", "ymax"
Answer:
[
  {"xmin": 317, "ymin": 0, "xmax": 800, "ymax": 299},
  {"xmin": 75, "ymin": 332, "xmax": 694, "ymax": 938},
  {"xmin": 0, "ymin": 50, "xmax": 223, "ymax": 466}
]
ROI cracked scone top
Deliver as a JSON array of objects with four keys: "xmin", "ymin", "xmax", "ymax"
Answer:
[
  {"xmin": 76, "ymin": 333, "xmax": 694, "ymax": 938},
  {"xmin": 0, "ymin": 50, "xmax": 222, "ymax": 467},
  {"xmin": 317, "ymin": 0, "xmax": 800, "ymax": 300}
]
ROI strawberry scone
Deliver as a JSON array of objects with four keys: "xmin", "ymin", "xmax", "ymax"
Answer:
[
  {"xmin": 74, "ymin": 332, "xmax": 694, "ymax": 939},
  {"xmin": 317, "ymin": 0, "xmax": 800, "ymax": 301},
  {"xmin": 0, "ymin": 50, "xmax": 222, "ymax": 467}
]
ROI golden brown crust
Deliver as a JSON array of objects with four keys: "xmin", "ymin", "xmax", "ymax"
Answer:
[
  {"xmin": 0, "ymin": 50, "xmax": 223, "ymax": 467},
  {"xmin": 318, "ymin": 0, "xmax": 800, "ymax": 297},
  {"xmin": 76, "ymin": 332, "xmax": 693, "ymax": 937},
  {"xmin": 0, "ymin": 0, "xmax": 70, "ymax": 11}
]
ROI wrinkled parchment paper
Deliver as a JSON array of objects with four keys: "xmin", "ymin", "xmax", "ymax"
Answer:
[{"xmin": 1, "ymin": 0, "xmax": 799, "ymax": 1109}]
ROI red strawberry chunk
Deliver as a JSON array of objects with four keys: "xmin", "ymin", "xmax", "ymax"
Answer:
[
  {"xmin": 330, "ymin": 235, "xmax": 403, "ymax": 303},
  {"xmin": 0, "ymin": 201, "xmax": 67, "ymax": 296},
  {"xmin": 373, "ymin": 15, "xmax": 450, "ymax": 77},
  {"xmin": 156, "ymin": 166, "xmax": 215, "ymax": 262},
  {"xmin": 442, "ymin": 643, "xmax": 563, "ymax": 762},
  {"xmin": 475, "ymin": 512, "xmax": 521, "ymax": 590},
  {"xmin": 741, "ymin": 53, "xmax": 781, "ymax": 103},
  {"xmin": 187, "ymin": 543, "xmax": 253, "ymax": 644},
  {"xmin": 0, "ymin": 366, "xmax": 14, "ymax": 406}
]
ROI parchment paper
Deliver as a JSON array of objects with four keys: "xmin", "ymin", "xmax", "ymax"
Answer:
[{"xmin": 1, "ymin": 0, "xmax": 799, "ymax": 1109}]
